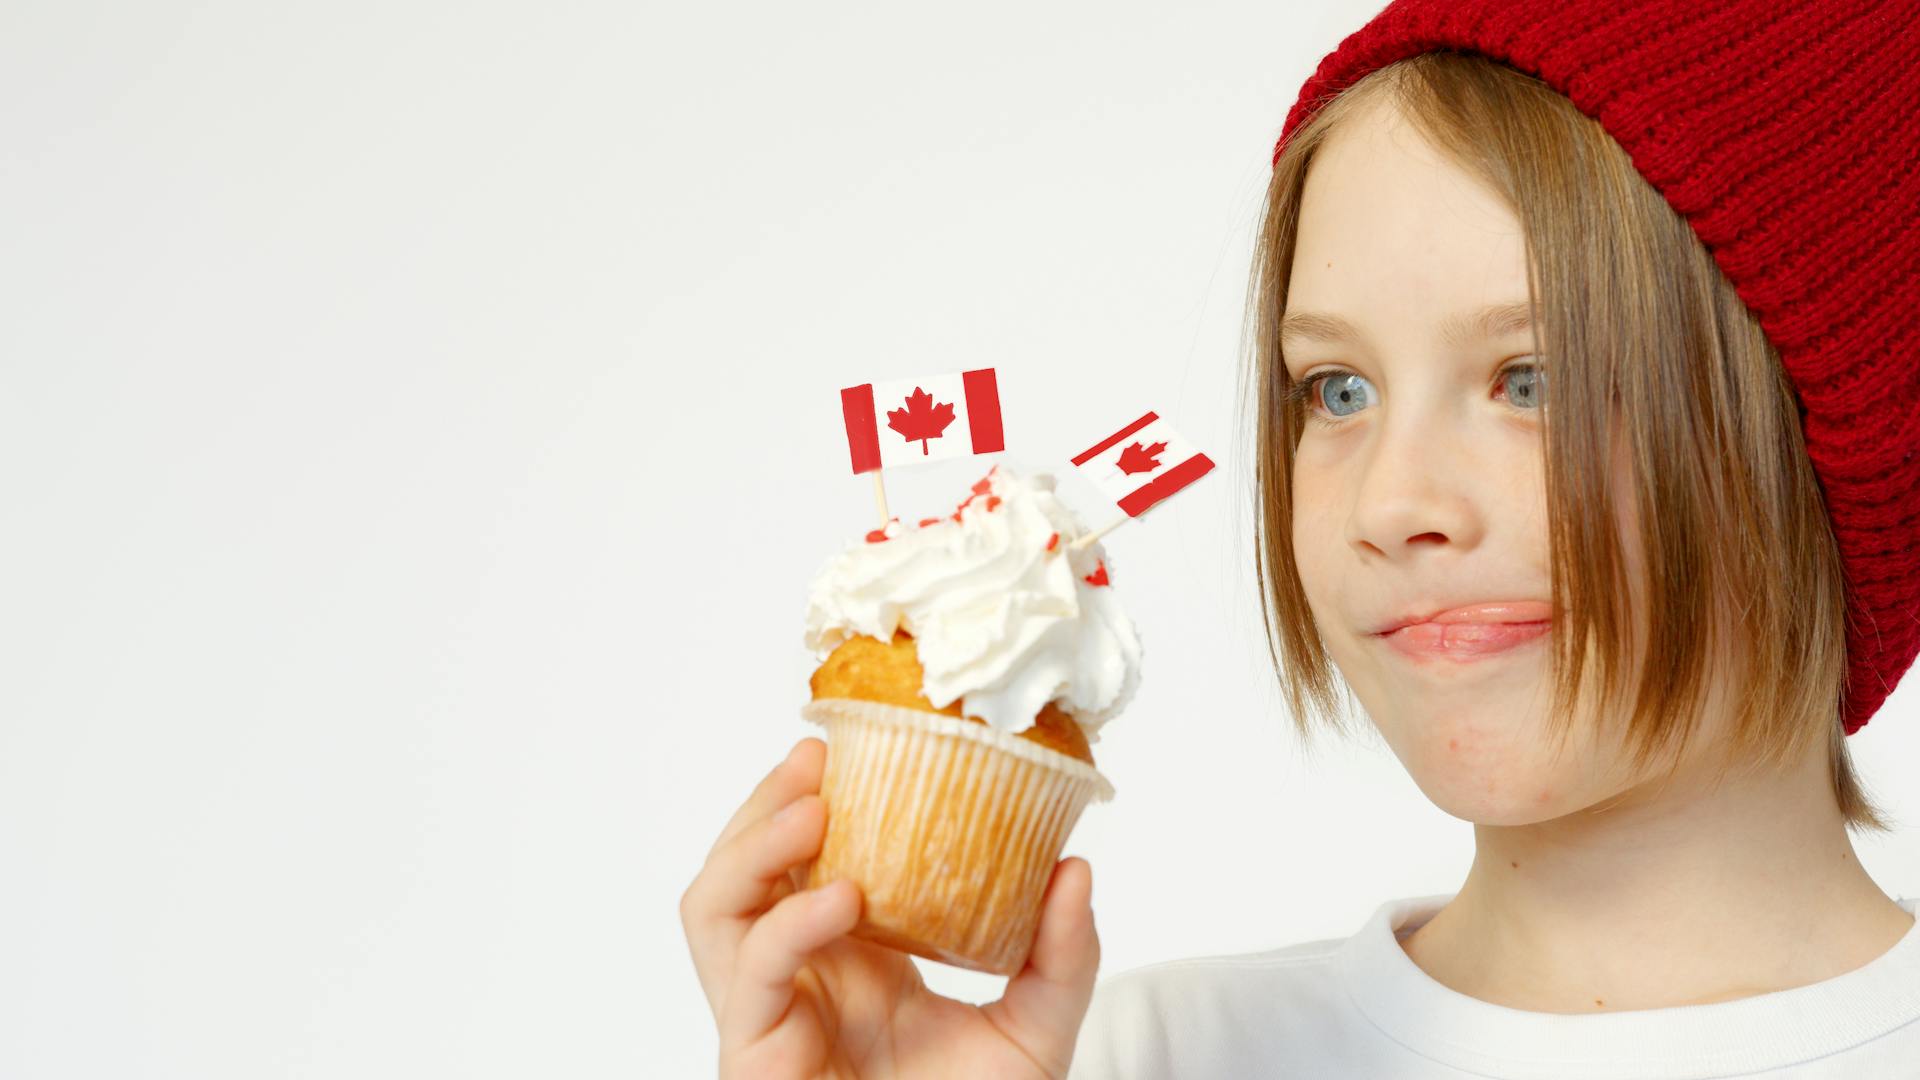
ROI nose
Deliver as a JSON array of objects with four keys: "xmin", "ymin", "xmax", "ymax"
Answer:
[{"xmin": 1341, "ymin": 400, "xmax": 1484, "ymax": 560}]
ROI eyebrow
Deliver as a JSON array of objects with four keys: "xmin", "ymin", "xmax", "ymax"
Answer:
[{"xmin": 1279, "ymin": 299, "xmax": 1535, "ymax": 350}]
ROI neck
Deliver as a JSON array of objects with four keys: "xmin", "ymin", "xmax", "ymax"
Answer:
[{"xmin": 1401, "ymin": 740, "xmax": 1914, "ymax": 1012}]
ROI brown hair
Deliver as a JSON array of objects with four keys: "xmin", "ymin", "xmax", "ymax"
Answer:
[{"xmin": 1240, "ymin": 50, "xmax": 1892, "ymax": 832}]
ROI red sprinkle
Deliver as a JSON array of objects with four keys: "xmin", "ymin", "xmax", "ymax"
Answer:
[
  {"xmin": 1083, "ymin": 559, "xmax": 1110, "ymax": 587},
  {"xmin": 1045, "ymin": 531, "xmax": 1059, "ymax": 552},
  {"xmin": 918, "ymin": 517, "xmax": 943, "ymax": 527},
  {"xmin": 865, "ymin": 517, "xmax": 899, "ymax": 543},
  {"xmin": 951, "ymin": 471, "xmax": 1002, "ymax": 521}
]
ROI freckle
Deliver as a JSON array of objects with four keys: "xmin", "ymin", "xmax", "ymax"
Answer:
[
  {"xmin": 1510, "ymin": 861, "xmax": 1519, "ymax": 869},
  {"xmin": 1595, "ymin": 999, "xmax": 1605, "ymax": 1007},
  {"xmin": 1536, "ymin": 789, "xmax": 1551, "ymax": 803},
  {"xmin": 1448, "ymin": 738, "xmax": 1459, "ymax": 751}
]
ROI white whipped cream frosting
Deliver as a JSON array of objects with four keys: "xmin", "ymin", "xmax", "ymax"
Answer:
[{"xmin": 803, "ymin": 464, "xmax": 1143, "ymax": 740}]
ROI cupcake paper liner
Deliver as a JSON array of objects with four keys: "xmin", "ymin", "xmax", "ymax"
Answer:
[{"xmin": 799, "ymin": 697, "xmax": 1113, "ymax": 975}]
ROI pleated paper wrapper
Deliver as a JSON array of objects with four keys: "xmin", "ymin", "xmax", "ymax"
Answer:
[{"xmin": 799, "ymin": 697, "xmax": 1115, "ymax": 975}]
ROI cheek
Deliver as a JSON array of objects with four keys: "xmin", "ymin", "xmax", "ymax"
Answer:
[{"xmin": 1290, "ymin": 482, "xmax": 1339, "ymax": 603}]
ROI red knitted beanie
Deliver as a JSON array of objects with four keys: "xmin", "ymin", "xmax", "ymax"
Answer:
[{"xmin": 1273, "ymin": 0, "xmax": 1920, "ymax": 736}]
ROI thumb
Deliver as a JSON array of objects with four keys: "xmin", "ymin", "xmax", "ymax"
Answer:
[{"xmin": 982, "ymin": 856, "xmax": 1100, "ymax": 1074}]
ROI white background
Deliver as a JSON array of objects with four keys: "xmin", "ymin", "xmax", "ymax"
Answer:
[{"xmin": 4, "ymin": 2, "xmax": 1915, "ymax": 1077}]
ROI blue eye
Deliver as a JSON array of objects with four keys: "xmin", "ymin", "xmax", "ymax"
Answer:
[
  {"xmin": 1282, "ymin": 367, "xmax": 1374, "ymax": 422},
  {"xmin": 1305, "ymin": 371, "xmax": 1375, "ymax": 421},
  {"xmin": 1501, "ymin": 364, "xmax": 1545, "ymax": 410}
]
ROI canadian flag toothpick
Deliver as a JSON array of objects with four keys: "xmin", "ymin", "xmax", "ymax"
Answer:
[
  {"xmin": 1067, "ymin": 410, "xmax": 1214, "ymax": 548},
  {"xmin": 839, "ymin": 367, "xmax": 1005, "ymax": 530},
  {"xmin": 840, "ymin": 368, "xmax": 1004, "ymax": 474}
]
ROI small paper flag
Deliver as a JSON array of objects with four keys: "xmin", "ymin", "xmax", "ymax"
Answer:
[
  {"xmin": 1071, "ymin": 411, "xmax": 1214, "ymax": 517},
  {"xmin": 839, "ymin": 368, "xmax": 1004, "ymax": 473}
]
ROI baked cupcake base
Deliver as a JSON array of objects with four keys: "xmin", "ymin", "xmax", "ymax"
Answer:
[{"xmin": 800, "ymin": 697, "xmax": 1114, "ymax": 974}]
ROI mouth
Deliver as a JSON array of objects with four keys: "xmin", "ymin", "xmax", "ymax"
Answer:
[{"xmin": 1369, "ymin": 601, "xmax": 1552, "ymax": 662}]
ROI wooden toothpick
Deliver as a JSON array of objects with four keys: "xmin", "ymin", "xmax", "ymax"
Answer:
[
  {"xmin": 871, "ymin": 468, "xmax": 890, "ymax": 529},
  {"xmin": 1069, "ymin": 514, "xmax": 1129, "ymax": 552}
]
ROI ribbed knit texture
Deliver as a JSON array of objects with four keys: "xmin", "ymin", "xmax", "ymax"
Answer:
[{"xmin": 1273, "ymin": 0, "xmax": 1920, "ymax": 736}]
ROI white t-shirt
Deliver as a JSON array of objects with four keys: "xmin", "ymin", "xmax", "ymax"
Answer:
[{"xmin": 1070, "ymin": 893, "xmax": 1920, "ymax": 1079}]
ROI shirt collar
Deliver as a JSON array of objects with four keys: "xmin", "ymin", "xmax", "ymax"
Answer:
[{"xmin": 1333, "ymin": 892, "xmax": 1920, "ymax": 1078}]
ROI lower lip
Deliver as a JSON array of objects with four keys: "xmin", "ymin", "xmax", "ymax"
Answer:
[{"xmin": 1376, "ymin": 620, "xmax": 1550, "ymax": 661}]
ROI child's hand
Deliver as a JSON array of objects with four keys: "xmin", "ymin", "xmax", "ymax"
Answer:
[{"xmin": 680, "ymin": 737, "xmax": 1101, "ymax": 1079}]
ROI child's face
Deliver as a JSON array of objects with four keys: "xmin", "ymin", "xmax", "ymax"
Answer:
[{"xmin": 1285, "ymin": 97, "xmax": 1671, "ymax": 825}]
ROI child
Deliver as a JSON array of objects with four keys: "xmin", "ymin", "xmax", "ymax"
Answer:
[{"xmin": 680, "ymin": 2, "xmax": 1920, "ymax": 1075}]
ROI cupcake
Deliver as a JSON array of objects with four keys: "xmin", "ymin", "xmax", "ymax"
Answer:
[{"xmin": 800, "ymin": 463, "xmax": 1141, "ymax": 974}]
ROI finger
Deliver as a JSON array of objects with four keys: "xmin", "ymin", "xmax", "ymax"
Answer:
[
  {"xmin": 682, "ymin": 794, "xmax": 830, "ymax": 1014},
  {"xmin": 717, "ymin": 878, "xmax": 863, "ymax": 1049},
  {"xmin": 691, "ymin": 794, "xmax": 828, "ymax": 924},
  {"xmin": 712, "ymin": 738, "xmax": 826, "ymax": 853},
  {"xmin": 981, "ymin": 857, "xmax": 1099, "ymax": 1074}
]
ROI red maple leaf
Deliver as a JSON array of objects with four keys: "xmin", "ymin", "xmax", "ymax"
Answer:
[
  {"xmin": 886, "ymin": 386, "xmax": 957, "ymax": 456},
  {"xmin": 1116, "ymin": 440, "xmax": 1167, "ymax": 475}
]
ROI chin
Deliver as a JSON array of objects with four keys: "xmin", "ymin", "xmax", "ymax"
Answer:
[{"xmin": 1374, "ymin": 700, "xmax": 1593, "ymax": 825}]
